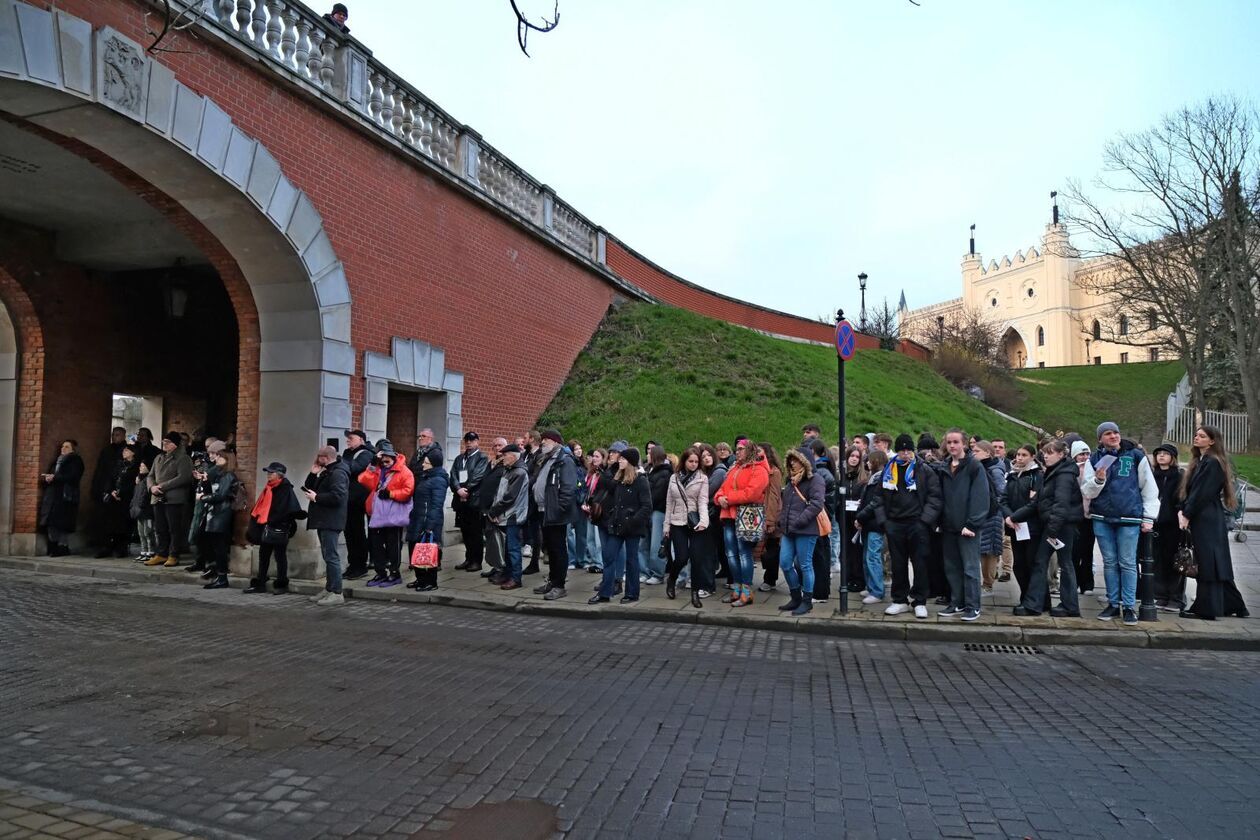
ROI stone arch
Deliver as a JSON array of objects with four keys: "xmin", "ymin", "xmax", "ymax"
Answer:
[
  {"xmin": 0, "ymin": 266, "xmax": 44, "ymax": 553},
  {"xmin": 0, "ymin": 4, "xmax": 356, "ymax": 552},
  {"xmin": 999, "ymin": 326, "xmax": 1029, "ymax": 369}
]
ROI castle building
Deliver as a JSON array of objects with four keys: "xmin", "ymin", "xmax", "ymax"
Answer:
[{"xmin": 900, "ymin": 217, "xmax": 1167, "ymax": 369}]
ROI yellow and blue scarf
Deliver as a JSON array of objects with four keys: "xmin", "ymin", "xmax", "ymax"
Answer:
[{"xmin": 882, "ymin": 458, "xmax": 917, "ymax": 492}]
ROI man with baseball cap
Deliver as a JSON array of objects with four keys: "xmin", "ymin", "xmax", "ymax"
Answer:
[
  {"xmin": 450, "ymin": 432, "xmax": 490, "ymax": 572},
  {"xmin": 531, "ymin": 430, "xmax": 577, "ymax": 599},
  {"xmin": 342, "ymin": 429, "xmax": 375, "ymax": 579},
  {"xmin": 1081, "ymin": 421, "xmax": 1159, "ymax": 625}
]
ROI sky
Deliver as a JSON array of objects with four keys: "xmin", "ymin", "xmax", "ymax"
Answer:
[{"xmin": 344, "ymin": 0, "xmax": 1260, "ymax": 321}]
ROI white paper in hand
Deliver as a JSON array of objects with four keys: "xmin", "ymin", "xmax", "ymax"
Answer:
[
  {"xmin": 1094, "ymin": 454, "xmax": 1117, "ymax": 472},
  {"xmin": 1014, "ymin": 521, "xmax": 1030, "ymax": 541}
]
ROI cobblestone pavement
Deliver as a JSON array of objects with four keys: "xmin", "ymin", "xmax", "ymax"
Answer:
[
  {"xmin": 0, "ymin": 786, "xmax": 201, "ymax": 839},
  {"xmin": 1, "ymin": 569, "xmax": 1257, "ymax": 840}
]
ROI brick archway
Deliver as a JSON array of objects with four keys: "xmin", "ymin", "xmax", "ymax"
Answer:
[
  {"xmin": 0, "ymin": 5, "xmax": 356, "ymax": 564},
  {"xmin": 0, "ymin": 269, "xmax": 41, "ymax": 553}
]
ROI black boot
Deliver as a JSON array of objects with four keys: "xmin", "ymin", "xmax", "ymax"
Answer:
[
  {"xmin": 243, "ymin": 578, "xmax": 267, "ymax": 594},
  {"xmin": 666, "ymin": 572, "xmax": 678, "ymax": 600},
  {"xmin": 690, "ymin": 589, "xmax": 703, "ymax": 608},
  {"xmin": 779, "ymin": 588, "xmax": 802, "ymax": 612}
]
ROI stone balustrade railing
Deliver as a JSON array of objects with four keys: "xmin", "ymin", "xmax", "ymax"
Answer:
[{"xmin": 194, "ymin": 0, "xmax": 599, "ymax": 261}]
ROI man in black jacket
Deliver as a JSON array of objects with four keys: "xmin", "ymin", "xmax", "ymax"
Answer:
[
  {"xmin": 450, "ymin": 432, "xmax": 490, "ymax": 572},
  {"xmin": 531, "ymin": 430, "xmax": 577, "ymax": 600},
  {"xmin": 341, "ymin": 429, "xmax": 375, "ymax": 579},
  {"xmin": 872, "ymin": 434, "xmax": 943, "ymax": 619},
  {"xmin": 303, "ymin": 446, "xmax": 350, "ymax": 605},
  {"xmin": 936, "ymin": 429, "xmax": 991, "ymax": 621},
  {"xmin": 478, "ymin": 438, "xmax": 509, "ymax": 581},
  {"xmin": 91, "ymin": 426, "xmax": 128, "ymax": 557}
]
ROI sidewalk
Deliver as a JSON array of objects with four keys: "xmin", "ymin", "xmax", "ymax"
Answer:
[{"xmin": 2, "ymin": 533, "xmax": 1256, "ymax": 651}]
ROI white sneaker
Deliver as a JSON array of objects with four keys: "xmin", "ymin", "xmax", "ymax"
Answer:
[
  {"xmin": 697, "ymin": 589, "xmax": 711, "ymax": 599},
  {"xmin": 862, "ymin": 595, "xmax": 883, "ymax": 605},
  {"xmin": 884, "ymin": 603, "xmax": 910, "ymax": 615},
  {"xmin": 522, "ymin": 545, "xmax": 533, "ymax": 558},
  {"xmin": 644, "ymin": 576, "xmax": 663, "ymax": 585},
  {"xmin": 859, "ymin": 590, "xmax": 869, "ymax": 597},
  {"xmin": 310, "ymin": 592, "xmax": 326, "ymax": 603},
  {"xmin": 757, "ymin": 582, "xmax": 776, "ymax": 593},
  {"xmin": 316, "ymin": 592, "xmax": 344, "ymax": 606},
  {"xmin": 914, "ymin": 605, "xmax": 928, "ymax": 619}
]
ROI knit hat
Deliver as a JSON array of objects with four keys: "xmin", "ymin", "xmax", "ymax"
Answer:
[
  {"xmin": 608, "ymin": 440, "xmax": 629, "ymax": 454},
  {"xmin": 206, "ymin": 440, "xmax": 227, "ymax": 456},
  {"xmin": 621, "ymin": 446, "xmax": 641, "ymax": 469},
  {"xmin": 541, "ymin": 429, "xmax": 564, "ymax": 446},
  {"xmin": 1070, "ymin": 440, "xmax": 1091, "ymax": 459},
  {"xmin": 162, "ymin": 431, "xmax": 182, "ymax": 446},
  {"xmin": 1096, "ymin": 421, "xmax": 1120, "ymax": 440},
  {"xmin": 423, "ymin": 448, "xmax": 444, "ymax": 469},
  {"xmin": 917, "ymin": 434, "xmax": 939, "ymax": 451},
  {"xmin": 894, "ymin": 434, "xmax": 915, "ymax": 453},
  {"xmin": 332, "ymin": 3, "xmax": 348, "ymax": 16},
  {"xmin": 1153, "ymin": 443, "xmax": 1180, "ymax": 461}
]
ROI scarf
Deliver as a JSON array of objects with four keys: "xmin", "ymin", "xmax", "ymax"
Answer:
[
  {"xmin": 252, "ymin": 474, "xmax": 281, "ymax": 523},
  {"xmin": 882, "ymin": 458, "xmax": 917, "ymax": 492},
  {"xmin": 789, "ymin": 465, "xmax": 804, "ymax": 485}
]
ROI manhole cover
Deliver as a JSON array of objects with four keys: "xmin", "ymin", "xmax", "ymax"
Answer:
[{"xmin": 963, "ymin": 643, "xmax": 1042, "ymax": 655}]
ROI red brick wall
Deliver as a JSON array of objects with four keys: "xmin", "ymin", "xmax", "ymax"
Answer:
[{"xmin": 0, "ymin": 265, "xmax": 44, "ymax": 533}]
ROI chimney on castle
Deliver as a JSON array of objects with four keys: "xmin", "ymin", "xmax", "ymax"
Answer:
[
  {"xmin": 969, "ymin": 224, "xmax": 976, "ymax": 256},
  {"xmin": 1051, "ymin": 190, "xmax": 1059, "ymax": 225}
]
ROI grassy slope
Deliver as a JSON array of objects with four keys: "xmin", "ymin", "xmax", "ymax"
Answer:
[
  {"xmin": 539, "ymin": 303, "xmax": 1035, "ymax": 455},
  {"xmin": 1012, "ymin": 361, "xmax": 1184, "ymax": 445}
]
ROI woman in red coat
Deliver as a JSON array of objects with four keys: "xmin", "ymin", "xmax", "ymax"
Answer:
[{"xmin": 714, "ymin": 443, "xmax": 770, "ymax": 606}]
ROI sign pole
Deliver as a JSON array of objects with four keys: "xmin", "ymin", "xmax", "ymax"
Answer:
[{"xmin": 835, "ymin": 309, "xmax": 849, "ymax": 616}]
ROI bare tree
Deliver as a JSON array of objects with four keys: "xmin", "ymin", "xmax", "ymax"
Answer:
[
  {"xmin": 1060, "ymin": 97, "xmax": 1260, "ymax": 442},
  {"xmin": 865, "ymin": 298, "xmax": 901, "ymax": 351},
  {"xmin": 510, "ymin": 0, "xmax": 560, "ymax": 56}
]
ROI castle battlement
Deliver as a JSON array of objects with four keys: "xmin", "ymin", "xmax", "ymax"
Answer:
[{"xmin": 978, "ymin": 245, "xmax": 1043, "ymax": 277}]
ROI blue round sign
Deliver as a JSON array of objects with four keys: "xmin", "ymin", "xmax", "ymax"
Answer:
[{"xmin": 836, "ymin": 320, "xmax": 856, "ymax": 361}]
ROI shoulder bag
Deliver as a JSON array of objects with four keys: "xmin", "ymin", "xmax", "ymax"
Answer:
[
  {"xmin": 677, "ymin": 475, "xmax": 701, "ymax": 529},
  {"xmin": 1173, "ymin": 530, "xmax": 1197, "ymax": 578},
  {"xmin": 794, "ymin": 485, "xmax": 832, "ymax": 537}
]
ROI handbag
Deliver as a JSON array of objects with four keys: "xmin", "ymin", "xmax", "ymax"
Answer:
[
  {"xmin": 410, "ymin": 531, "xmax": 441, "ymax": 569},
  {"xmin": 676, "ymin": 475, "xmax": 702, "ymax": 529},
  {"xmin": 794, "ymin": 485, "xmax": 832, "ymax": 536},
  {"xmin": 260, "ymin": 523, "xmax": 289, "ymax": 546},
  {"xmin": 736, "ymin": 504, "xmax": 766, "ymax": 542},
  {"xmin": 1173, "ymin": 530, "xmax": 1198, "ymax": 578}
]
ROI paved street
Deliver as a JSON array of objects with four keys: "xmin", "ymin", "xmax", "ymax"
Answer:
[{"xmin": 1, "ymin": 570, "xmax": 1257, "ymax": 840}]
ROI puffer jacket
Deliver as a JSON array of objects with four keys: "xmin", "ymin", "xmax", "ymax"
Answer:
[
  {"xmin": 715, "ymin": 458, "xmax": 770, "ymax": 521},
  {"xmin": 408, "ymin": 466, "xmax": 449, "ymax": 542},
  {"xmin": 358, "ymin": 458, "xmax": 415, "ymax": 528},
  {"xmin": 778, "ymin": 453, "xmax": 826, "ymax": 536},
  {"xmin": 202, "ymin": 469, "xmax": 238, "ymax": 534},
  {"xmin": 1001, "ymin": 461, "xmax": 1043, "ymax": 520},
  {"xmin": 664, "ymin": 469, "xmax": 710, "ymax": 531},
  {"xmin": 607, "ymin": 474, "xmax": 652, "ymax": 538},
  {"xmin": 979, "ymin": 457, "xmax": 1007, "ymax": 555},
  {"xmin": 1011, "ymin": 457, "xmax": 1084, "ymax": 542},
  {"xmin": 648, "ymin": 463, "xmax": 674, "ymax": 513}
]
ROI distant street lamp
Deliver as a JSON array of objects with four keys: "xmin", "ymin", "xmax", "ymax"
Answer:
[
  {"xmin": 936, "ymin": 314, "xmax": 944, "ymax": 345},
  {"xmin": 858, "ymin": 272, "xmax": 868, "ymax": 331}
]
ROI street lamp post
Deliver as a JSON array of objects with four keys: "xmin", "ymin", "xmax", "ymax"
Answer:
[
  {"xmin": 858, "ymin": 273, "xmax": 868, "ymax": 332},
  {"xmin": 936, "ymin": 314, "xmax": 944, "ymax": 346}
]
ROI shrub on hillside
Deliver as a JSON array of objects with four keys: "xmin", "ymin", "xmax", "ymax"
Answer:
[{"xmin": 931, "ymin": 345, "xmax": 1025, "ymax": 415}]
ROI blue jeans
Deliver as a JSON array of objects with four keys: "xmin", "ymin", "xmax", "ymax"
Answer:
[
  {"xmin": 600, "ymin": 533, "xmax": 640, "ymax": 599},
  {"xmin": 780, "ymin": 534, "xmax": 818, "ymax": 595},
  {"xmin": 317, "ymin": 528, "xmax": 342, "ymax": 593},
  {"xmin": 721, "ymin": 521, "xmax": 739, "ymax": 579},
  {"xmin": 504, "ymin": 520, "xmax": 523, "ymax": 583},
  {"xmin": 731, "ymin": 539, "xmax": 756, "ymax": 587},
  {"xmin": 1094, "ymin": 520, "xmax": 1139, "ymax": 608},
  {"xmin": 567, "ymin": 522, "xmax": 587, "ymax": 567},
  {"xmin": 829, "ymin": 515, "xmax": 841, "ymax": 563},
  {"xmin": 863, "ymin": 531, "xmax": 885, "ymax": 599},
  {"xmin": 639, "ymin": 511, "xmax": 666, "ymax": 579}
]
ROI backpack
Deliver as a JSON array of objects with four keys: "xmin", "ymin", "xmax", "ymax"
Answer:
[{"xmin": 230, "ymin": 478, "xmax": 250, "ymax": 512}]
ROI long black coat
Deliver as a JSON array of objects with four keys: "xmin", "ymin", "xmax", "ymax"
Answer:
[
  {"xmin": 38, "ymin": 452, "xmax": 84, "ymax": 534},
  {"xmin": 304, "ymin": 458, "xmax": 350, "ymax": 532},
  {"xmin": 102, "ymin": 458, "xmax": 140, "ymax": 536},
  {"xmin": 1180, "ymin": 456, "xmax": 1233, "ymax": 583},
  {"xmin": 1012, "ymin": 457, "xmax": 1083, "ymax": 543}
]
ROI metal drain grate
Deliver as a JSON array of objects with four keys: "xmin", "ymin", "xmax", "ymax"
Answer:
[{"xmin": 963, "ymin": 643, "xmax": 1043, "ymax": 655}]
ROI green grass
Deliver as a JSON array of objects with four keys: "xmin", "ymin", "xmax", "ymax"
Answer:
[
  {"xmin": 1012, "ymin": 361, "xmax": 1184, "ymax": 446},
  {"xmin": 538, "ymin": 303, "xmax": 1037, "ymax": 455},
  {"xmin": 1231, "ymin": 453, "xmax": 1260, "ymax": 484}
]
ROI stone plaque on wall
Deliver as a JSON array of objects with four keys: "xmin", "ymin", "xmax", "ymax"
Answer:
[{"xmin": 94, "ymin": 27, "xmax": 147, "ymax": 120}]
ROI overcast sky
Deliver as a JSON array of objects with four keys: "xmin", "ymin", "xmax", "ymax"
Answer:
[{"xmin": 344, "ymin": 0, "xmax": 1260, "ymax": 320}]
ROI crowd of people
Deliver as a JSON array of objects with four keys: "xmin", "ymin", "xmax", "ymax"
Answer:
[{"xmin": 41, "ymin": 418, "xmax": 1250, "ymax": 622}]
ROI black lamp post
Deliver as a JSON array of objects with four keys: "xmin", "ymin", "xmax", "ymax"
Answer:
[
  {"xmin": 936, "ymin": 314, "xmax": 944, "ymax": 345},
  {"xmin": 858, "ymin": 272, "xmax": 868, "ymax": 331}
]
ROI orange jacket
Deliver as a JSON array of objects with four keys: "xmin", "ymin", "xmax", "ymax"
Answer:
[
  {"xmin": 715, "ymin": 458, "xmax": 770, "ymax": 520},
  {"xmin": 357, "ymin": 458, "xmax": 415, "ymax": 516}
]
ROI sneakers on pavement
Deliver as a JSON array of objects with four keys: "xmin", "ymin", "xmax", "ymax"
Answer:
[
  {"xmin": 532, "ymin": 581, "xmax": 554, "ymax": 595},
  {"xmin": 884, "ymin": 603, "xmax": 910, "ymax": 616},
  {"xmin": 316, "ymin": 592, "xmax": 344, "ymax": 606},
  {"xmin": 938, "ymin": 605, "xmax": 965, "ymax": 617},
  {"xmin": 758, "ymin": 582, "xmax": 776, "ymax": 592},
  {"xmin": 913, "ymin": 605, "xmax": 929, "ymax": 619},
  {"xmin": 960, "ymin": 609, "xmax": 981, "ymax": 622},
  {"xmin": 980, "ymin": 586, "xmax": 993, "ymax": 595},
  {"xmin": 644, "ymin": 576, "xmax": 663, "ymax": 585},
  {"xmin": 543, "ymin": 587, "xmax": 567, "ymax": 601},
  {"xmin": 1122, "ymin": 607, "xmax": 1138, "ymax": 626},
  {"xmin": 861, "ymin": 595, "xmax": 883, "ymax": 605},
  {"xmin": 1098, "ymin": 604, "xmax": 1121, "ymax": 621}
]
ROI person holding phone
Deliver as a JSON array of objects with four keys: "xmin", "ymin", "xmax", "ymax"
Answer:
[{"xmin": 1008, "ymin": 439, "xmax": 1083, "ymax": 617}]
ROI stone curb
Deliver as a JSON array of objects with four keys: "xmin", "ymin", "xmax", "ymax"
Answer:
[{"xmin": 2, "ymin": 556, "xmax": 1256, "ymax": 651}]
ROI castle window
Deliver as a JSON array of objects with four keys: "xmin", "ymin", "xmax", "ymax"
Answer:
[
  {"xmin": 1119, "ymin": 315, "xmax": 1129, "ymax": 336},
  {"xmin": 1036, "ymin": 326, "xmax": 1045, "ymax": 347},
  {"xmin": 991, "ymin": 297, "xmax": 998, "ymax": 308},
  {"xmin": 1150, "ymin": 348, "xmax": 1160, "ymax": 361},
  {"xmin": 1027, "ymin": 288, "xmax": 1035, "ymax": 298},
  {"xmin": 1149, "ymin": 311, "xmax": 1158, "ymax": 330},
  {"xmin": 1092, "ymin": 320, "xmax": 1101, "ymax": 340}
]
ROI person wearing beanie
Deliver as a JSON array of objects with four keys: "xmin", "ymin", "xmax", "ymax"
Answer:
[
  {"xmin": 591, "ymin": 447, "xmax": 651, "ymax": 605},
  {"xmin": 406, "ymin": 447, "xmax": 449, "ymax": 592},
  {"xmin": 143, "ymin": 431, "xmax": 194, "ymax": 567},
  {"xmin": 1081, "ymin": 422, "xmax": 1159, "ymax": 625},
  {"xmin": 323, "ymin": 2, "xmax": 350, "ymax": 33},
  {"xmin": 1149, "ymin": 442, "xmax": 1186, "ymax": 611},
  {"xmin": 530, "ymin": 429, "xmax": 577, "ymax": 600},
  {"xmin": 358, "ymin": 442, "xmax": 415, "ymax": 588},
  {"xmin": 1070, "ymin": 439, "xmax": 1097, "ymax": 594},
  {"xmin": 868, "ymin": 433, "xmax": 942, "ymax": 619}
]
